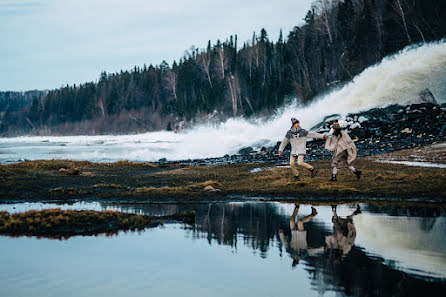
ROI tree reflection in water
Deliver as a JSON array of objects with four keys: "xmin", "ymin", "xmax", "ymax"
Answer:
[{"xmin": 110, "ymin": 201, "xmax": 446, "ymax": 296}]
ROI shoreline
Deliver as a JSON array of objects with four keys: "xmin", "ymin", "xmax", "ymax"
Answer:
[{"xmin": 1, "ymin": 143, "xmax": 445, "ymax": 205}]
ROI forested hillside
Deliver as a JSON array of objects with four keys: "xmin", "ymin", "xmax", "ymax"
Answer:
[{"xmin": 1, "ymin": 0, "xmax": 445, "ymax": 135}]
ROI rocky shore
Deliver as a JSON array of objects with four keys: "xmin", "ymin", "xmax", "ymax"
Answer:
[{"xmin": 165, "ymin": 101, "xmax": 446, "ymax": 166}]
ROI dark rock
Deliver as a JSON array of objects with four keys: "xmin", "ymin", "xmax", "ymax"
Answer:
[
  {"xmin": 310, "ymin": 114, "xmax": 341, "ymax": 131},
  {"xmin": 155, "ymin": 101, "xmax": 446, "ymax": 167},
  {"xmin": 238, "ymin": 146, "xmax": 254, "ymax": 155},
  {"xmin": 418, "ymin": 88, "xmax": 437, "ymax": 104}
]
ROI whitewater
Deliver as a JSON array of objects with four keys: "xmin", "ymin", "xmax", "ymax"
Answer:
[{"xmin": 1, "ymin": 41, "xmax": 446, "ymax": 164}]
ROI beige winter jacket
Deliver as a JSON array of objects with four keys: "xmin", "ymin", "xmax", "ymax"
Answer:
[
  {"xmin": 325, "ymin": 130, "xmax": 357, "ymax": 164},
  {"xmin": 279, "ymin": 128, "xmax": 325, "ymax": 156}
]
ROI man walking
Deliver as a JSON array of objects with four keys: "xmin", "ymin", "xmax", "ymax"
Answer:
[
  {"xmin": 278, "ymin": 203, "xmax": 320, "ymax": 267},
  {"xmin": 325, "ymin": 122, "xmax": 361, "ymax": 181},
  {"xmin": 278, "ymin": 118, "xmax": 328, "ymax": 181}
]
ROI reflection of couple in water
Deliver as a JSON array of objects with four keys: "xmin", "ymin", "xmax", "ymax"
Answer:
[{"xmin": 279, "ymin": 203, "xmax": 361, "ymax": 267}]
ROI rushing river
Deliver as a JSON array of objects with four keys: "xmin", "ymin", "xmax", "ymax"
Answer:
[{"xmin": 1, "ymin": 201, "xmax": 445, "ymax": 297}]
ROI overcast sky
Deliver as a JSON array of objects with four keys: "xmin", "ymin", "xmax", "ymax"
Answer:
[{"xmin": 0, "ymin": 0, "xmax": 314, "ymax": 91}]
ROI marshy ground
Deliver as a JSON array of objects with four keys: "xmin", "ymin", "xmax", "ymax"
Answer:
[
  {"xmin": 0, "ymin": 208, "xmax": 195, "ymax": 239},
  {"xmin": 1, "ymin": 143, "xmax": 445, "ymax": 205}
]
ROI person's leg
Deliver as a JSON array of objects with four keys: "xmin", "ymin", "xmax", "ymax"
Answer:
[
  {"xmin": 297, "ymin": 207, "xmax": 318, "ymax": 231},
  {"xmin": 332, "ymin": 205, "xmax": 338, "ymax": 219},
  {"xmin": 347, "ymin": 204, "xmax": 361, "ymax": 219},
  {"xmin": 297, "ymin": 155, "xmax": 314, "ymax": 170},
  {"xmin": 290, "ymin": 155, "xmax": 299, "ymax": 177},
  {"xmin": 290, "ymin": 203, "xmax": 299, "ymax": 230},
  {"xmin": 330, "ymin": 157, "xmax": 338, "ymax": 181},
  {"xmin": 298, "ymin": 155, "xmax": 318, "ymax": 178},
  {"xmin": 347, "ymin": 159, "xmax": 361, "ymax": 180},
  {"xmin": 278, "ymin": 229, "xmax": 289, "ymax": 249}
]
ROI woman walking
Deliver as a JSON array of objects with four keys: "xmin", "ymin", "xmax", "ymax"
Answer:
[{"xmin": 325, "ymin": 122, "xmax": 361, "ymax": 181}]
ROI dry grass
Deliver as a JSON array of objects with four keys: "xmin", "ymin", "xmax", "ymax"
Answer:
[
  {"xmin": 0, "ymin": 209, "xmax": 151, "ymax": 238},
  {"xmin": 93, "ymin": 183, "xmax": 128, "ymax": 189},
  {"xmin": 109, "ymin": 160, "xmax": 158, "ymax": 167},
  {"xmin": 0, "ymin": 159, "xmax": 156, "ymax": 177},
  {"xmin": 5, "ymin": 159, "xmax": 93, "ymax": 170},
  {"xmin": 1, "ymin": 156, "xmax": 445, "ymax": 202},
  {"xmin": 48, "ymin": 187, "xmax": 89, "ymax": 195},
  {"xmin": 0, "ymin": 208, "xmax": 194, "ymax": 239},
  {"xmin": 133, "ymin": 180, "xmax": 221, "ymax": 195}
]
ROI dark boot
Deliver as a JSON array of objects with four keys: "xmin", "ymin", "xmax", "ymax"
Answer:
[
  {"xmin": 354, "ymin": 170, "xmax": 362, "ymax": 180},
  {"xmin": 310, "ymin": 168, "xmax": 318, "ymax": 178},
  {"xmin": 329, "ymin": 174, "xmax": 337, "ymax": 182},
  {"xmin": 353, "ymin": 204, "xmax": 361, "ymax": 215}
]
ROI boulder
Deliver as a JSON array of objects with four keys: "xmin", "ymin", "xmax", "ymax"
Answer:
[
  {"xmin": 418, "ymin": 88, "xmax": 437, "ymax": 104},
  {"xmin": 238, "ymin": 146, "xmax": 254, "ymax": 155}
]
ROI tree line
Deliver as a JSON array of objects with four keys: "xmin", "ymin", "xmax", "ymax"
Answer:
[{"xmin": 1, "ymin": 0, "xmax": 445, "ymax": 135}]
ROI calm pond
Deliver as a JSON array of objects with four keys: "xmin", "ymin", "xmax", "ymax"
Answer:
[{"xmin": 1, "ymin": 201, "xmax": 445, "ymax": 297}]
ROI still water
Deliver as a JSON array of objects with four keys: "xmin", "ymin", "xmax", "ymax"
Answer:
[{"xmin": 0, "ymin": 201, "xmax": 445, "ymax": 296}]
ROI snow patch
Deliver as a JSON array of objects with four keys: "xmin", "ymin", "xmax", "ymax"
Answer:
[{"xmin": 376, "ymin": 160, "xmax": 446, "ymax": 168}]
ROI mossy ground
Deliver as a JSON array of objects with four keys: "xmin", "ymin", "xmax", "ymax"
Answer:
[
  {"xmin": 1, "ymin": 147, "xmax": 445, "ymax": 205},
  {"xmin": 0, "ymin": 208, "xmax": 195, "ymax": 239}
]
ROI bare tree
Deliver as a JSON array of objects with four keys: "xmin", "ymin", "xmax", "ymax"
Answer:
[
  {"xmin": 163, "ymin": 70, "xmax": 177, "ymax": 100},
  {"xmin": 215, "ymin": 45, "xmax": 227, "ymax": 79},
  {"xmin": 314, "ymin": 0, "xmax": 336, "ymax": 45},
  {"xmin": 413, "ymin": 21, "xmax": 425, "ymax": 43},
  {"xmin": 197, "ymin": 51, "xmax": 213, "ymax": 88},
  {"xmin": 241, "ymin": 45, "xmax": 255, "ymax": 83},
  {"xmin": 393, "ymin": 0, "xmax": 412, "ymax": 43},
  {"xmin": 290, "ymin": 28, "xmax": 311, "ymax": 93},
  {"xmin": 97, "ymin": 99, "xmax": 105, "ymax": 117},
  {"xmin": 227, "ymin": 75, "xmax": 237, "ymax": 116},
  {"xmin": 244, "ymin": 97, "xmax": 254, "ymax": 114}
]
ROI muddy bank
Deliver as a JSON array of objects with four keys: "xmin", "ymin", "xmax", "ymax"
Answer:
[
  {"xmin": 0, "ymin": 208, "xmax": 195, "ymax": 239},
  {"xmin": 1, "ymin": 144, "xmax": 445, "ymax": 204}
]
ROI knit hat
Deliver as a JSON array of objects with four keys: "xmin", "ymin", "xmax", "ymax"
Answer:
[{"xmin": 291, "ymin": 118, "xmax": 299, "ymax": 125}]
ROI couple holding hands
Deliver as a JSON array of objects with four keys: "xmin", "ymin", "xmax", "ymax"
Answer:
[{"xmin": 278, "ymin": 117, "xmax": 361, "ymax": 181}]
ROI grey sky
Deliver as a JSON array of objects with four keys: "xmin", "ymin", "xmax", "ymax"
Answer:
[{"xmin": 0, "ymin": 0, "xmax": 314, "ymax": 91}]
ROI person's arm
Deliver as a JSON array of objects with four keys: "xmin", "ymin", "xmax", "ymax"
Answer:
[
  {"xmin": 325, "ymin": 235, "xmax": 336, "ymax": 249},
  {"xmin": 278, "ymin": 132, "xmax": 290, "ymax": 155},
  {"xmin": 278, "ymin": 229, "xmax": 290, "ymax": 249},
  {"xmin": 307, "ymin": 247, "xmax": 325, "ymax": 256},
  {"xmin": 307, "ymin": 131, "xmax": 328, "ymax": 140}
]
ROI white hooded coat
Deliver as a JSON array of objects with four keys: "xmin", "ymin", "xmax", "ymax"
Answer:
[{"xmin": 325, "ymin": 130, "xmax": 357, "ymax": 164}]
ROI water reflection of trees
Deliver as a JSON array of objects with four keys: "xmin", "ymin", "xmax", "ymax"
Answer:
[
  {"xmin": 307, "ymin": 246, "xmax": 446, "ymax": 297},
  {"xmin": 107, "ymin": 202, "xmax": 446, "ymax": 296},
  {"xmin": 112, "ymin": 202, "xmax": 296, "ymax": 256}
]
